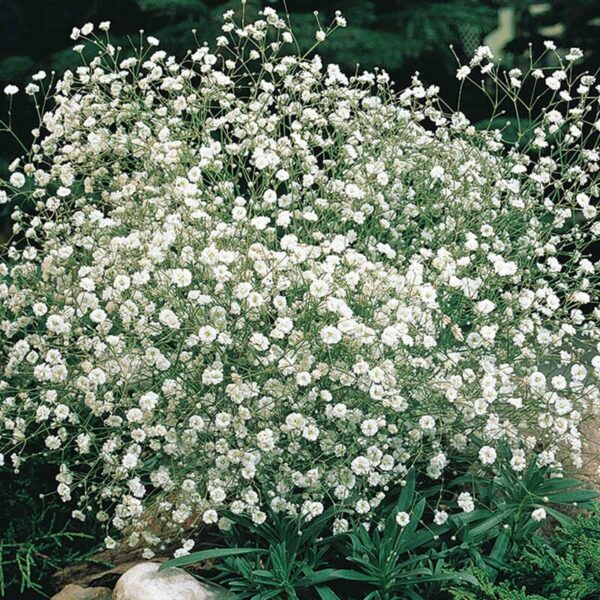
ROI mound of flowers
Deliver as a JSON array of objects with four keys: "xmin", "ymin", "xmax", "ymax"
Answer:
[{"xmin": 0, "ymin": 7, "xmax": 599, "ymax": 556}]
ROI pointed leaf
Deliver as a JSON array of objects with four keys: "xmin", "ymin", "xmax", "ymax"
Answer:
[
  {"xmin": 159, "ymin": 547, "xmax": 265, "ymax": 571},
  {"xmin": 316, "ymin": 587, "xmax": 342, "ymax": 600}
]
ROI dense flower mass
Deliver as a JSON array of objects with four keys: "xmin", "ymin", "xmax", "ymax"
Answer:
[{"xmin": 1, "ymin": 7, "xmax": 600, "ymax": 554}]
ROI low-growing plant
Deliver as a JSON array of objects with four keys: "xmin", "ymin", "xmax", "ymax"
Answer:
[
  {"xmin": 332, "ymin": 469, "xmax": 476, "ymax": 600},
  {"xmin": 511, "ymin": 505, "xmax": 600, "ymax": 599},
  {"xmin": 438, "ymin": 450, "xmax": 598, "ymax": 580},
  {"xmin": 161, "ymin": 466, "xmax": 596, "ymax": 599},
  {"xmin": 450, "ymin": 505, "xmax": 600, "ymax": 599},
  {"xmin": 162, "ymin": 507, "xmax": 339, "ymax": 599}
]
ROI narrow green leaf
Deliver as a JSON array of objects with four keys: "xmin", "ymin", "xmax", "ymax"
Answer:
[
  {"xmin": 544, "ymin": 507, "xmax": 574, "ymax": 528},
  {"xmin": 322, "ymin": 568, "xmax": 375, "ymax": 582},
  {"xmin": 537, "ymin": 478, "xmax": 586, "ymax": 492},
  {"xmin": 159, "ymin": 547, "xmax": 265, "ymax": 571},
  {"xmin": 469, "ymin": 510, "xmax": 514, "ymax": 539},
  {"xmin": 547, "ymin": 489, "xmax": 598, "ymax": 504},
  {"xmin": 316, "ymin": 587, "xmax": 342, "ymax": 600},
  {"xmin": 397, "ymin": 468, "xmax": 416, "ymax": 511},
  {"xmin": 416, "ymin": 571, "xmax": 480, "ymax": 586},
  {"xmin": 489, "ymin": 531, "xmax": 510, "ymax": 565}
]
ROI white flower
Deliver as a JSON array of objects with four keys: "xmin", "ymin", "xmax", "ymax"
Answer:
[
  {"xmin": 333, "ymin": 518, "xmax": 349, "ymax": 534},
  {"xmin": 202, "ymin": 368, "xmax": 224, "ymax": 386},
  {"xmin": 361, "ymin": 419, "xmax": 379, "ymax": 437},
  {"xmin": 478, "ymin": 445, "xmax": 497, "ymax": 465},
  {"xmin": 396, "ymin": 511, "xmax": 410, "ymax": 527},
  {"xmin": 3, "ymin": 85, "xmax": 19, "ymax": 96},
  {"xmin": 169, "ymin": 268, "xmax": 192, "ymax": 288},
  {"xmin": 296, "ymin": 372, "xmax": 312, "ymax": 387},
  {"xmin": 434, "ymin": 510, "xmax": 448, "ymax": 525},
  {"xmin": 9, "ymin": 172, "xmax": 25, "ymax": 188},
  {"xmin": 456, "ymin": 66, "xmax": 471, "ymax": 80},
  {"xmin": 251, "ymin": 216, "xmax": 270, "ymax": 230},
  {"xmin": 198, "ymin": 325, "xmax": 218, "ymax": 344},
  {"xmin": 159, "ymin": 308, "xmax": 181, "ymax": 330},
  {"xmin": 510, "ymin": 449, "xmax": 527, "ymax": 472},
  {"xmin": 351, "ymin": 456, "xmax": 371, "ymax": 476},
  {"xmin": 430, "ymin": 166, "xmax": 445, "ymax": 179},
  {"xmin": 531, "ymin": 508, "xmax": 546, "ymax": 522},
  {"xmin": 457, "ymin": 492, "xmax": 474, "ymax": 513},
  {"xmin": 320, "ymin": 325, "xmax": 342, "ymax": 345},
  {"xmin": 90, "ymin": 309, "xmax": 107, "ymax": 323},
  {"xmin": 113, "ymin": 275, "xmax": 131, "ymax": 291},
  {"xmin": 565, "ymin": 48, "xmax": 583, "ymax": 62},
  {"xmin": 418, "ymin": 415, "xmax": 436, "ymax": 431},
  {"xmin": 202, "ymin": 509, "xmax": 218, "ymax": 524}
]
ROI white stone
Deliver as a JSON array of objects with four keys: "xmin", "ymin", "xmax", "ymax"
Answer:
[{"xmin": 113, "ymin": 562, "xmax": 217, "ymax": 600}]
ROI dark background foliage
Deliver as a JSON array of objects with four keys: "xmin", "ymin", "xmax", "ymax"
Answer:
[{"xmin": 0, "ymin": 0, "xmax": 599, "ymax": 170}]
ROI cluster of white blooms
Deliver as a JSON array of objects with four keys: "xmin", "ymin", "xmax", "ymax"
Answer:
[{"xmin": 1, "ymin": 7, "xmax": 599, "ymax": 553}]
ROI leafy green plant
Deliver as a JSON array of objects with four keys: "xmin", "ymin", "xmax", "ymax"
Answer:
[
  {"xmin": 512, "ymin": 505, "xmax": 600, "ymax": 599},
  {"xmin": 450, "ymin": 505, "xmax": 600, "ymax": 599},
  {"xmin": 333, "ymin": 470, "xmax": 478, "ymax": 600},
  {"xmin": 162, "ymin": 508, "xmax": 342, "ymax": 599},
  {"xmin": 160, "ymin": 464, "xmax": 596, "ymax": 600},
  {"xmin": 448, "ymin": 568, "xmax": 545, "ymax": 600},
  {"xmin": 442, "ymin": 450, "xmax": 598, "ymax": 581}
]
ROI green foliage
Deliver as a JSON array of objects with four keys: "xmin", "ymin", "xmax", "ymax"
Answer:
[
  {"xmin": 134, "ymin": 0, "xmax": 208, "ymax": 16},
  {"xmin": 449, "ymin": 569, "xmax": 546, "ymax": 600},
  {"xmin": 201, "ymin": 508, "xmax": 342, "ymax": 599},
  {"xmin": 0, "ymin": 461, "xmax": 99, "ymax": 599},
  {"xmin": 511, "ymin": 506, "xmax": 600, "ymax": 599},
  {"xmin": 335, "ymin": 471, "xmax": 478, "ymax": 600},
  {"xmin": 161, "ymin": 464, "xmax": 596, "ymax": 600},
  {"xmin": 440, "ymin": 454, "xmax": 597, "ymax": 581},
  {"xmin": 0, "ymin": 56, "xmax": 35, "ymax": 84},
  {"xmin": 450, "ymin": 506, "xmax": 600, "ymax": 599}
]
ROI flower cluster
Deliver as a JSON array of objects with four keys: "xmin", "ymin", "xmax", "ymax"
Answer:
[{"xmin": 1, "ymin": 7, "xmax": 599, "ymax": 554}]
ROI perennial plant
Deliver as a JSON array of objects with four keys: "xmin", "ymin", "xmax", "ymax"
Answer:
[{"xmin": 1, "ymin": 6, "xmax": 599, "ymax": 557}]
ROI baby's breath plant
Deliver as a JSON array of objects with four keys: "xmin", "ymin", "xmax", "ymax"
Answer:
[{"xmin": 0, "ymin": 6, "xmax": 599, "ymax": 557}]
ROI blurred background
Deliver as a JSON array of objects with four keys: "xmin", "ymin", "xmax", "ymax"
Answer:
[
  {"xmin": 1, "ymin": 0, "xmax": 599, "ymax": 161},
  {"xmin": 0, "ymin": 0, "xmax": 599, "ymax": 237}
]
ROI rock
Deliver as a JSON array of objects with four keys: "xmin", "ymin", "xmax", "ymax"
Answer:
[
  {"xmin": 581, "ymin": 417, "xmax": 600, "ymax": 490},
  {"xmin": 51, "ymin": 584, "xmax": 112, "ymax": 600},
  {"xmin": 113, "ymin": 562, "xmax": 218, "ymax": 600}
]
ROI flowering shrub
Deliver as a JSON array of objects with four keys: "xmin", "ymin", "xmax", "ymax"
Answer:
[{"xmin": 0, "ymin": 6, "xmax": 599, "ymax": 555}]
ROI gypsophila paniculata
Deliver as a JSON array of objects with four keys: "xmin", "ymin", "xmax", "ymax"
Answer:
[{"xmin": 1, "ymin": 6, "xmax": 599, "ymax": 557}]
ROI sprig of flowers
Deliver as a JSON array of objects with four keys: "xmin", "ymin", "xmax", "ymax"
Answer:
[{"xmin": 0, "ymin": 6, "xmax": 599, "ymax": 557}]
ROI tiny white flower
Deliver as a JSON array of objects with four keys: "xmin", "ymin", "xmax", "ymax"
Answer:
[
  {"xmin": 434, "ymin": 510, "xmax": 448, "ymax": 525},
  {"xmin": 478, "ymin": 445, "xmax": 497, "ymax": 465},
  {"xmin": 9, "ymin": 172, "xmax": 25, "ymax": 188},
  {"xmin": 320, "ymin": 325, "xmax": 342, "ymax": 345},
  {"xmin": 396, "ymin": 511, "xmax": 410, "ymax": 527},
  {"xmin": 531, "ymin": 508, "xmax": 546, "ymax": 522}
]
